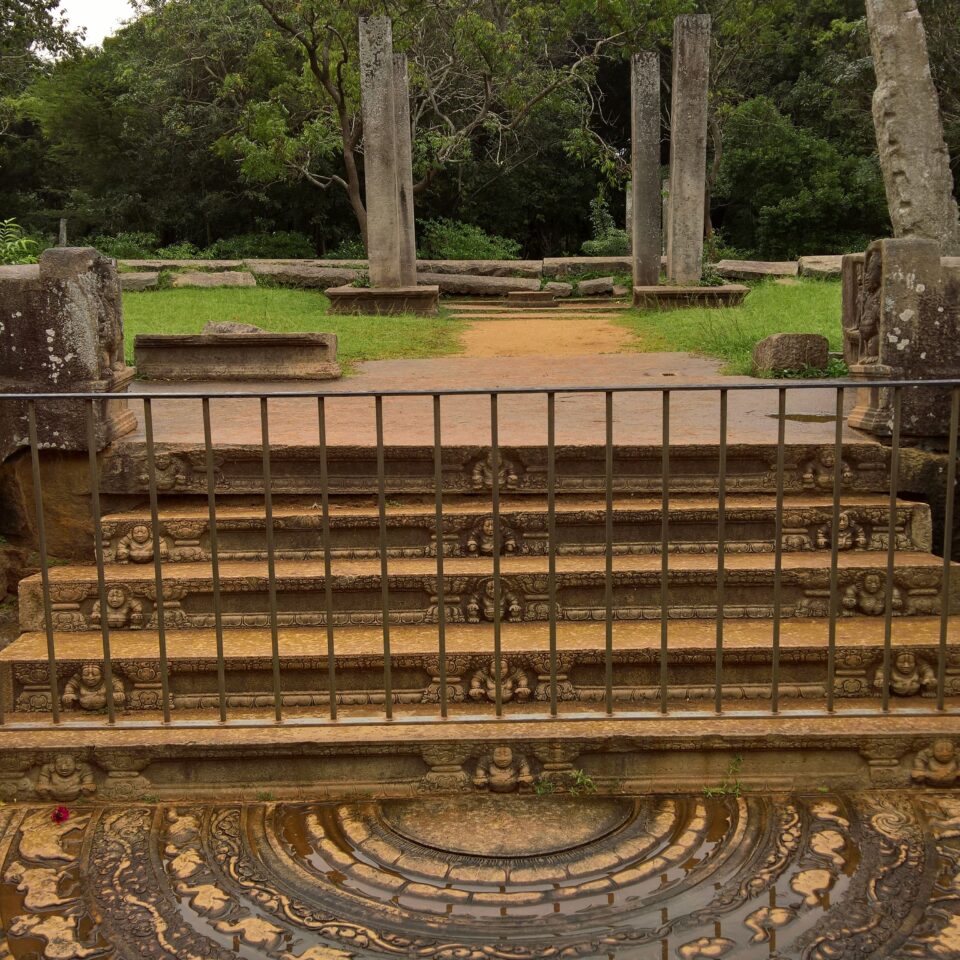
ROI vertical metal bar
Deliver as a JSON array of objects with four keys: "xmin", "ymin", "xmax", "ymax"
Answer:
[
  {"xmin": 27, "ymin": 402, "xmax": 60, "ymax": 724},
  {"xmin": 826, "ymin": 387, "xmax": 846, "ymax": 714},
  {"xmin": 85, "ymin": 401, "xmax": 117, "ymax": 724},
  {"xmin": 771, "ymin": 388, "xmax": 787, "ymax": 714},
  {"xmin": 604, "ymin": 391, "xmax": 615, "ymax": 715},
  {"xmin": 202, "ymin": 398, "xmax": 227, "ymax": 722},
  {"xmin": 547, "ymin": 392, "xmax": 559, "ymax": 717},
  {"xmin": 260, "ymin": 398, "xmax": 283, "ymax": 722},
  {"xmin": 490, "ymin": 393, "xmax": 504, "ymax": 716},
  {"xmin": 317, "ymin": 398, "xmax": 337, "ymax": 722},
  {"xmin": 432, "ymin": 395, "xmax": 449, "ymax": 719},
  {"xmin": 660, "ymin": 390, "xmax": 670, "ymax": 715},
  {"xmin": 375, "ymin": 396, "xmax": 393, "ymax": 719},
  {"xmin": 938, "ymin": 387, "xmax": 959, "ymax": 711},
  {"xmin": 715, "ymin": 389, "xmax": 728, "ymax": 714},
  {"xmin": 143, "ymin": 400, "xmax": 172, "ymax": 724},
  {"xmin": 881, "ymin": 388, "xmax": 903, "ymax": 713}
]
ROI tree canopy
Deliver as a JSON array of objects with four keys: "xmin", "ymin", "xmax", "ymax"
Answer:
[{"xmin": 1, "ymin": 0, "xmax": 957, "ymax": 258}]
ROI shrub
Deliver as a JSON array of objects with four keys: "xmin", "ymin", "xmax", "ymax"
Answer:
[
  {"xmin": 156, "ymin": 241, "xmax": 202, "ymax": 260},
  {"xmin": 581, "ymin": 196, "xmax": 629, "ymax": 256},
  {"xmin": 204, "ymin": 231, "xmax": 316, "ymax": 260},
  {"xmin": 417, "ymin": 219, "xmax": 521, "ymax": 261},
  {"xmin": 90, "ymin": 232, "xmax": 159, "ymax": 259},
  {"xmin": 0, "ymin": 219, "xmax": 39, "ymax": 265},
  {"xmin": 328, "ymin": 236, "xmax": 367, "ymax": 260}
]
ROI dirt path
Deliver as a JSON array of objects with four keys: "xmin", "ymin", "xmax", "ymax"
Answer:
[{"xmin": 449, "ymin": 301, "xmax": 634, "ymax": 358}]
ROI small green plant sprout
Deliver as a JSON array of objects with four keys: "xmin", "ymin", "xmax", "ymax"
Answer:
[
  {"xmin": 255, "ymin": 790, "xmax": 276, "ymax": 802},
  {"xmin": 702, "ymin": 755, "xmax": 744, "ymax": 799},
  {"xmin": 140, "ymin": 793, "xmax": 160, "ymax": 803},
  {"xmin": 0, "ymin": 220, "xmax": 39, "ymax": 265},
  {"xmin": 351, "ymin": 271, "xmax": 372, "ymax": 288},
  {"xmin": 534, "ymin": 769, "xmax": 596, "ymax": 797},
  {"xmin": 533, "ymin": 776, "xmax": 557, "ymax": 796}
]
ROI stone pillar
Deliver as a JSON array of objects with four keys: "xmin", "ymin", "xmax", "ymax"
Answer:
[
  {"xmin": 393, "ymin": 53, "xmax": 418, "ymax": 287},
  {"xmin": 625, "ymin": 182, "xmax": 632, "ymax": 243},
  {"xmin": 58, "ymin": 219, "xmax": 68, "ymax": 247},
  {"xmin": 865, "ymin": 0, "xmax": 960, "ymax": 256},
  {"xmin": 631, "ymin": 52, "xmax": 661, "ymax": 287},
  {"xmin": 358, "ymin": 16, "xmax": 402, "ymax": 288},
  {"xmin": 666, "ymin": 15, "xmax": 710, "ymax": 285},
  {"xmin": 0, "ymin": 248, "xmax": 137, "ymax": 461}
]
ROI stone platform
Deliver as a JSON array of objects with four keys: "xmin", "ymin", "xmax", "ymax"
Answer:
[{"xmin": 2, "ymin": 791, "xmax": 960, "ymax": 958}]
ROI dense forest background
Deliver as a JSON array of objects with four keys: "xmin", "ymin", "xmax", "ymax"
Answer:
[{"xmin": 2, "ymin": 0, "xmax": 958, "ymax": 260}]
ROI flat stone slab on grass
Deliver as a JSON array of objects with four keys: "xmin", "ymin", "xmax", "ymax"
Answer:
[
  {"xmin": 416, "ymin": 272, "xmax": 539, "ymax": 296},
  {"xmin": 577, "ymin": 277, "xmax": 615, "ymax": 296},
  {"xmin": 119, "ymin": 272, "xmax": 159, "ymax": 292},
  {"xmin": 171, "ymin": 270, "xmax": 257, "ymax": 289},
  {"xmin": 247, "ymin": 262, "xmax": 361, "ymax": 289},
  {"xmin": 418, "ymin": 259, "xmax": 542, "ymax": 278},
  {"xmin": 798, "ymin": 255, "xmax": 844, "ymax": 278},
  {"xmin": 633, "ymin": 284, "xmax": 750, "ymax": 308},
  {"xmin": 716, "ymin": 259, "xmax": 799, "ymax": 279},
  {"xmin": 134, "ymin": 331, "xmax": 341, "ymax": 381},
  {"xmin": 543, "ymin": 256, "xmax": 633, "ymax": 277},
  {"xmin": 120, "ymin": 259, "xmax": 245, "ymax": 271},
  {"xmin": 327, "ymin": 284, "xmax": 440, "ymax": 315},
  {"xmin": 753, "ymin": 333, "xmax": 829, "ymax": 374}
]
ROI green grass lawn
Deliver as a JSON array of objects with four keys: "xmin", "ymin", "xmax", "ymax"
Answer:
[
  {"xmin": 121, "ymin": 287, "xmax": 465, "ymax": 370},
  {"xmin": 616, "ymin": 278, "xmax": 843, "ymax": 375}
]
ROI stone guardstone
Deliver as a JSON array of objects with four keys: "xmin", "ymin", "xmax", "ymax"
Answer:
[
  {"xmin": 752, "ymin": 334, "xmax": 829, "ymax": 374},
  {"xmin": 844, "ymin": 238, "xmax": 960, "ymax": 437},
  {"xmin": 0, "ymin": 248, "xmax": 137, "ymax": 461}
]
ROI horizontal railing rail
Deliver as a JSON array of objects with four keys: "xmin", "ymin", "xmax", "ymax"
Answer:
[{"xmin": 0, "ymin": 378, "xmax": 957, "ymax": 731}]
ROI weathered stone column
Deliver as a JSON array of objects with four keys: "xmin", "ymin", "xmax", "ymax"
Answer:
[
  {"xmin": 393, "ymin": 52, "xmax": 418, "ymax": 287},
  {"xmin": 865, "ymin": 0, "xmax": 960, "ymax": 255},
  {"xmin": 631, "ymin": 52, "xmax": 661, "ymax": 287},
  {"xmin": 666, "ymin": 14, "xmax": 710, "ymax": 285},
  {"xmin": 358, "ymin": 16, "xmax": 402, "ymax": 288}
]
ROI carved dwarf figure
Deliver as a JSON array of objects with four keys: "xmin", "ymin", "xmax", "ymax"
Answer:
[
  {"xmin": 91, "ymin": 587, "xmax": 145, "ymax": 630},
  {"xmin": 471, "ymin": 452, "xmax": 519, "ymax": 492},
  {"xmin": 465, "ymin": 580, "xmax": 523, "ymax": 624},
  {"xmin": 36, "ymin": 755, "xmax": 96, "ymax": 801},
  {"xmin": 874, "ymin": 651, "xmax": 936, "ymax": 698},
  {"xmin": 802, "ymin": 455, "xmax": 854, "ymax": 491},
  {"xmin": 912, "ymin": 739, "xmax": 959, "ymax": 786},
  {"xmin": 842, "ymin": 574, "xmax": 903, "ymax": 617},
  {"xmin": 473, "ymin": 745, "xmax": 534, "ymax": 793},
  {"xmin": 62, "ymin": 663, "xmax": 127, "ymax": 712},
  {"xmin": 856, "ymin": 245, "xmax": 882, "ymax": 363},
  {"xmin": 469, "ymin": 658, "xmax": 532, "ymax": 703},
  {"xmin": 815, "ymin": 511, "xmax": 868, "ymax": 552},
  {"xmin": 466, "ymin": 517, "xmax": 518, "ymax": 557},
  {"xmin": 116, "ymin": 523, "xmax": 168, "ymax": 564}
]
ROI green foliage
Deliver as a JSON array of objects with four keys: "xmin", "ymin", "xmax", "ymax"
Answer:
[
  {"xmin": 156, "ymin": 241, "xmax": 203, "ymax": 260},
  {"xmin": 581, "ymin": 195, "xmax": 629, "ymax": 256},
  {"xmin": 767, "ymin": 357, "xmax": 849, "ymax": 380},
  {"xmin": 715, "ymin": 97, "xmax": 889, "ymax": 259},
  {"xmin": 703, "ymin": 756, "xmax": 744, "ymax": 799},
  {"xmin": 534, "ymin": 769, "xmax": 597, "ymax": 797},
  {"xmin": 351, "ymin": 271, "xmax": 371, "ymax": 288},
  {"xmin": 417, "ymin": 219, "xmax": 521, "ymax": 261},
  {"xmin": 204, "ymin": 231, "xmax": 316, "ymax": 260},
  {"xmin": 91, "ymin": 232, "xmax": 160, "ymax": 259},
  {"xmin": 329, "ymin": 236, "xmax": 366, "ymax": 260},
  {"xmin": 618, "ymin": 278, "xmax": 843, "ymax": 376},
  {"xmin": 0, "ymin": 218, "xmax": 38, "ymax": 264}
]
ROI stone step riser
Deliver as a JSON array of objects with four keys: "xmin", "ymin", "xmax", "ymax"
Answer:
[
  {"xmin": 7, "ymin": 643, "xmax": 953, "ymax": 716},
  {"xmin": 100, "ymin": 442, "xmax": 892, "ymax": 497},
  {"xmin": 20, "ymin": 565, "xmax": 952, "ymax": 633},
  {"xmin": 100, "ymin": 502, "xmax": 932, "ymax": 564}
]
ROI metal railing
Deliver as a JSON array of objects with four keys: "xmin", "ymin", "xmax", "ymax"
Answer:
[{"xmin": 1, "ymin": 377, "xmax": 958, "ymax": 730}]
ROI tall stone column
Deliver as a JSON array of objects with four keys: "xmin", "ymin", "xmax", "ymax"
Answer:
[
  {"xmin": 393, "ymin": 53, "xmax": 418, "ymax": 287},
  {"xmin": 359, "ymin": 17, "xmax": 403, "ymax": 288},
  {"xmin": 631, "ymin": 52, "xmax": 661, "ymax": 287},
  {"xmin": 865, "ymin": 0, "xmax": 960, "ymax": 255},
  {"xmin": 666, "ymin": 15, "xmax": 710, "ymax": 285}
]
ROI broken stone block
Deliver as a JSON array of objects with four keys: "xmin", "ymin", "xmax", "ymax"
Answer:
[
  {"xmin": 203, "ymin": 321, "xmax": 264, "ymax": 334},
  {"xmin": 171, "ymin": 271, "xmax": 257, "ymax": 288},
  {"xmin": 753, "ymin": 334, "xmax": 829, "ymax": 374},
  {"xmin": 0, "ymin": 248, "xmax": 137, "ymax": 461},
  {"xmin": 577, "ymin": 277, "xmax": 615, "ymax": 296},
  {"xmin": 119, "ymin": 272, "xmax": 159, "ymax": 292},
  {"xmin": 543, "ymin": 282, "xmax": 573, "ymax": 298}
]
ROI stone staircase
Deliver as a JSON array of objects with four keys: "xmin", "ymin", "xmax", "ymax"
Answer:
[{"xmin": 4, "ymin": 438, "xmax": 959, "ymax": 723}]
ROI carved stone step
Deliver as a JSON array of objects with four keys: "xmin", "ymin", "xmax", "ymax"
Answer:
[
  {"xmin": 18, "ymin": 551, "xmax": 957, "ymax": 633},
  {"xmin": 99, "ymin": 440, "xmax": 891, "ymax": 497},
  {"xmin": 99, "ymin": 495, "xmax": 932, "ymax": 564},
  {"xmin": 5, "ymin": 618, "xmax": 958, "ymax": 716}
]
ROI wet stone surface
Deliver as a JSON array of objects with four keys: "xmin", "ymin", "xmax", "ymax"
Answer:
[{"xmin": 1, "ymin": 792, "xmax": 959, "ymax": 958}]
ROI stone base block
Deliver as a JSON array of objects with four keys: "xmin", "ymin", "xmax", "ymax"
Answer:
[
  {"xmin": 134, "ymin": 333, "xmax": 341, "ymax": 381},
  {"xmin": 633, "ymin": 284, "xmax": 750, "ymax": 309},
  {"xmin": 848, "ymin": 364, "xmax": 895, "ymax": 436},
  {"xmin": 505, "ymin": 290, "xmax": 558, "ymax": 308},
  {"xmin": 327, "ymin": 284, "xmax": 440, "ymax": 316}
]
